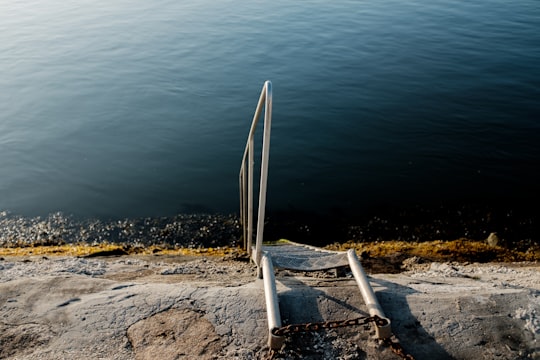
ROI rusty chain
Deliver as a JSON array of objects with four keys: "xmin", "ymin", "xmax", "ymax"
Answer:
[
  {"xmin": 271, "ymin": 315, "xmax": 387, "ymax": 336},
  {"xmin": 383, "ymin": 338, "xmax": 416, "ymax": 360},
  {"xmin": 265, "ymin": 348, "xmax": 277, "ymax": 360},
  {"xmin": 267, "ymin": 315, "xmax": 415, "ymax": 360}
]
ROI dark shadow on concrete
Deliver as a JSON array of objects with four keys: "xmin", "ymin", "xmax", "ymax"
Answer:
[
  {"xmin": 371, "ymin": 277, "xmax": 455, "ymax": 359},
  {"xmin": 274, "ymin": 274, "xmax": 455, "ymax": 359},
  {"xmin": 275, "ymin": 275, "xmax": 369, "ymax": 359}
]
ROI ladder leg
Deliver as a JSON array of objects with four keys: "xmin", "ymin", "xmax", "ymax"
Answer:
[
  {"xmin": 347, "ymin": 249, "xmax": 392, "ymax": 339},
  {"xmin": 261, "ymin": 254, "xmax": 284, "ymax": 349}
]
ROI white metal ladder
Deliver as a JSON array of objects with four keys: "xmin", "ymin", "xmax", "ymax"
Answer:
[{"xmin": 239, "ymin": 81, "xmax": 391, "ymax": 349}]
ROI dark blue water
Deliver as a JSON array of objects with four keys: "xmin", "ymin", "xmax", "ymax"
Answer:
[{"xmin": 1, "ymin": 0, "xmax": 539, "ymax": 226}]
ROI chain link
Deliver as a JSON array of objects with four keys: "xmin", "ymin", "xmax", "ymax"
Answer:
[
  {"xmin": 265, "ymin": 348, "xmax": 277, "ymax": 360},
  {"xmin": 383, "ymin": 338, "xmax": 416, "ymax": 360}
]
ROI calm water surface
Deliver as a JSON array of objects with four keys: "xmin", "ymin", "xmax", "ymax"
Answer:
[{"xmin": 1, "ymin": 0, "xmax": 539, "ymax": 226}]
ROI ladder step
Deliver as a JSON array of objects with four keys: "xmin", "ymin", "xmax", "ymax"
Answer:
[{"xmin": 261, "ymin": 241, "xmax": 349, "ymax": 271}]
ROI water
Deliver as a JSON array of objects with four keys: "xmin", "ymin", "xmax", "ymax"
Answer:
[{"xmin": 1, "ymin": 0, "xmax": 539, "ymax": 241}]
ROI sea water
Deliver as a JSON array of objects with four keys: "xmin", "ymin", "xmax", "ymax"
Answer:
[{"xmin": 1, "ymin": 0, "xmax": 539, "ymax": 225}]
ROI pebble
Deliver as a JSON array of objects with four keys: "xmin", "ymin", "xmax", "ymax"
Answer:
[{"xmin": 0, "ymin": 212, "xmax": 240, "ymax": 248}]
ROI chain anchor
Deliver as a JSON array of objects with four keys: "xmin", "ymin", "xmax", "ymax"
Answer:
[
  {"xmin": 383, "ymin": 337, "xmax": 416, "ymax": 360},
  {"xmin": 268, "ymin": 315, "xmax": 415, "ymax": 360}
]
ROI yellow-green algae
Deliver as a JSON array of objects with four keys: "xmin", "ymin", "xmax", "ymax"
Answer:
[
  {"xmin": 0, "ymin": 239, "xmax": 538, "ymax": 263},
  {"xmin": 0, "ymin": 243, "xmax": 243, "ymax": 258},
  {"xmin": 325, "ymin": 239, "xmax": 539, "ymax": 263}
]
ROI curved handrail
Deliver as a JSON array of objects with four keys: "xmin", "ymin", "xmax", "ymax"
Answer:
[{"xmin": 239, "ymin": 80, "xmax": 272, "ymax": 269}]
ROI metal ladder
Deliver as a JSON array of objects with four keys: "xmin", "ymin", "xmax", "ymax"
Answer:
[{"xmin": 239, "ymin": 81, "xmax": 391, "ymax": 349}]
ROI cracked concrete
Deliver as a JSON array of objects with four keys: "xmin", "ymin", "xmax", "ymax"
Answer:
[{"xmin": 0, "ymin": 256, "xmax": 538, "ymax": 359}]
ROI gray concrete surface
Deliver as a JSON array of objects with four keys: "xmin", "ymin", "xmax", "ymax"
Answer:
[{"xmin": 0, "ymin": 256, "xmax": 538, "ymax": 359}]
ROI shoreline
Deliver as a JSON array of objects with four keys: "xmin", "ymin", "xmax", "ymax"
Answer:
[{"xmin": 1, "ymin": 203, "xmax": 538, "ymax": 251}]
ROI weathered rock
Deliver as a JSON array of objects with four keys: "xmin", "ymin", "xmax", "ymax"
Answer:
[
  {"xmin": 487, "ymin": 232, "xmax": 500, "ymax": 247},
  {"xmin": 127, "ymin": 309, "xmax": 222, "ymax": 360}
]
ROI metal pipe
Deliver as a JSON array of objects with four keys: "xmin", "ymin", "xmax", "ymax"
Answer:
[
  {"xmin": 239, "ymin": 166, "xmax": 248, "ymax": 252},
  {"xmin": 247, "ymin": 141, "xmax": 254, "ymax": 255},
  {"xmin": 239, "ymin": 170, "xmax": 244, "ymax": 249},
  {"xmin": 261, "ymin": 254, "xmax": 284, "ymax": 349},
  {"xmin": 254, "ymin": 81, "xmax": 272, "ymax": 267},
  {"xmin": 238, "ymin": 81, "xmax": 272, "ymax": 266},
  {"xmin": 347, "ymin": 249, "xmax": 392, "ymax": 339},
  {"xmin": 239, "ymin": 84, "xmax": 266, "ymax": 170}
]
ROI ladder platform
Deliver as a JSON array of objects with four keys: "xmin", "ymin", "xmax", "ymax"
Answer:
[{"xmin": 260, "ymin": 240, "xmax": 349, "ymax": 271}]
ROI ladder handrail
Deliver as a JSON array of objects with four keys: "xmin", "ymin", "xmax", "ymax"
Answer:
[{"xmin": 239, "ymin": 80, "xmax": 272, "ymax": 268}]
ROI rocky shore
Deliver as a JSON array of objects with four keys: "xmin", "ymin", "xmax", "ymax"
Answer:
[
  {"xmin": 2, "ymin": 203, "xmax": 539, "ymax": 250},
  {"xmin": 0, "ymin": 212, "xmax": 241, "ymax": 248}
]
